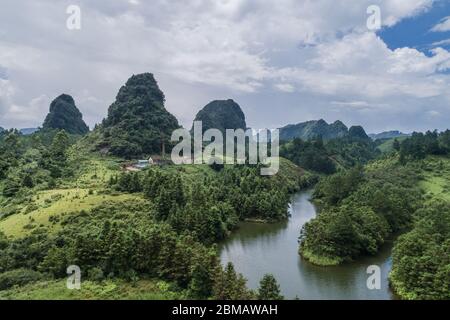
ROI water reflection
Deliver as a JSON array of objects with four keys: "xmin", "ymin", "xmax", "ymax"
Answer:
[{"xmin": 219, "ymin": 191, "xmax": 395, "ymax": 300}]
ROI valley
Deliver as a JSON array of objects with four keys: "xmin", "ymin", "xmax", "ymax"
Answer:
[{"xmin": 0, "ymin": 73, "xmax": 448, "ymax": 300}]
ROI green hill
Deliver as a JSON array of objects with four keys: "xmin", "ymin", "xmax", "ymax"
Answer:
[
  {"xmin": 377, "ymin": 136, "xmax": 409, "ymax": 153},
  {"xmin": 191, "ymin": 99, "xmax": 246, "ymax": 134},
  {"xmin": 279, "ymin": 119, "xmax": 348, "ymax": 141},
  {"xmin": 369, "ymin": 131, "xmax": 409, "ymax": 141},
  {"xmin": 96, "ymin": 73, "xmax": 180, "ymax": 158},
  {"xmin": 42, "ymin": 94, "xmax": 89, "ymax": 135}
]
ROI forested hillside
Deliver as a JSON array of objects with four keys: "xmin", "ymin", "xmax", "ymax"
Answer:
[
  {"xmin": 191, "ymin": 100, "xmax": 247, "ymax": 134},
  {"xmin": 299, "ymin": 131, "xmax": 450, "ymax": 299},
  {"xmin": 95, "ymin": 73, "xmax": 180, "ymax": 159},
  {"xmin": 0, "ymin": 74, "xmax": 308, "ymax": 299},
  {"xmin": 42, "ymin": 94, "xmax": 89, "ymax": 135},
  {"xmin": 280, "ymin": 119, "xmax": 348, "ymax": 141},
  {"xmin": 280, "ymin": 129, "xmax": 379, "ymax": 174}
]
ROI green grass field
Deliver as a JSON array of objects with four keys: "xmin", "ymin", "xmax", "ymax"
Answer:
[
  {"xmin": 0, "ymin": 279, "xmax": 184, "ymax": 300},
  {"xmin": 0, "ymin": 152, "xmax": 145, "ymax": 239},
  {"xmin": 419, "ymin": 156, "xmax": 450, "ymax": 202},
  {"xmin": 377, "ymin": 136, "xmax": 409, "ymax": 153},
  {"xmin": 0, "ymin": 189, "xmax": 143, "ymax": 238}
]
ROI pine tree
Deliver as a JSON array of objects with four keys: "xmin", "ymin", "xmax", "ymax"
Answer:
[
  {"xmin": 257, "ymin": 274, "xmax": 284, "ymax": 300},
  {"xmin": 212, "ymin": 263, "xmax": 252, "ymax": 300},
  {"xmin": 188, "ymin": 263, "xmax": 213, "ymax": 299},
  {"xmin": 50, "ymin": 130, "xmax": 69, "ymax": 162}
]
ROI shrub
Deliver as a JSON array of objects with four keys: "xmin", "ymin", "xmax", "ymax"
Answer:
[{"xmin": 0, "ymin": 269, "xmax": 44, "ymax": 290}]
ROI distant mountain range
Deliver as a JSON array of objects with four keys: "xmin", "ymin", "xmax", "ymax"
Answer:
[
  {"xmin": 19, "ymin": 128, "xmax": 39, "ymax": 135},
  {"xmin": 368, "ymin": 131, "xmax": 410, "ymax": 141},
  {"xmin": 279, "ymin": 119, "xmax": 372, "ymax": 141},
  {"xmin": 0, "ymin": 127, "xmax": 38, "ymax": 135}
]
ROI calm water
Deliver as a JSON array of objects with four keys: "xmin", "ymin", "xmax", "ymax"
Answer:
[{"xmin": 219, "ymin": 190, "xmax": 396, "ymax": 300}]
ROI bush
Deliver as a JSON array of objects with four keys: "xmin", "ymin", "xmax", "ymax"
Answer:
[
  {"xmin": 0, "ymin": 269, "xmax": 44, "ymax": 290},
  {"xmin": 87, "ymin": 267, "xmax": 105, "ymax": 282}
]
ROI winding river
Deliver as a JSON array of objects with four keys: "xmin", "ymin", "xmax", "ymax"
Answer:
[{"xmin": 219, "ymin": 190, "xmax": 396, "ymax": 300}]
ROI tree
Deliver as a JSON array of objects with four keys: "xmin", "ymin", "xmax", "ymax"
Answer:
[
  {"xmin": 50, "ymin": 130, "xmax": 69, "ymax": 162},
  {"xmin": 188, "ymin": 263, "xmax": 214, "ymax": 299},
  {"xmin": 257, "ymin": 274, "xmax": 284, "ymax": 300},
  {"xmin": 393, "ymin": 138, "xmax": 400, "ymax": 152},
  {"xmin": 22, "ymin": 174, "xmax": 34, "ymax": 188},
  {"xmin": 2, "ymin": 179, "xmax": 21, "ymax": 197},
  {"xmin": 213, "ymin": 263, "xmax": 253, "ymax": 300}
]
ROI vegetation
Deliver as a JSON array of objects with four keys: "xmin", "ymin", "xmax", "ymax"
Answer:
[
  {"xmin": 280, "ymin": 119, "xmax": 348, "ymax": 141},
  {"xmin": 281, "ymin": 137, "xmax": 336, "ymax": 174},
  {"xmin": 257, "ymin": 274, "xmax": 284, "ymax": 300},
  {"xmin": 0, "ymin": 106, "xmax": 298, "ymax": 299},
  {"xmin": 299, "ymin": 131, "xmax": 450, "ymax": 300},
  {"xmin": 281, "ymin": 129, "xmax": 379, "ymax": 173},
  {"xmin": 191, "ymin": 99, "xmax": 246, "ymax": 134},
  {"xmin": 95, "ymin": 73, "xmax": 180, "ymax": 158},
  {"xmin": 1, "ymin": 71, "xmax": 448, "ymax": 301},
  {"xmin": 0, "ymin": 278, "xmax": 185, "ymax": 300},
  {"xmin": 390, "ymin": 201, "xmax": 450, "ymax": 300},
  {"xmin": 42, "ymin": 94, "xmax": 89, "ymax": 135}
]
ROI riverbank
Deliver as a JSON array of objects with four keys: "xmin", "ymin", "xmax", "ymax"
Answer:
[
  {"xmin": 299, "ymin": 247, "xmax": 343, "ymax": 266},
  {"xmin": 220, "ymin": 190, "xmax": 395, "ymax": 300}
]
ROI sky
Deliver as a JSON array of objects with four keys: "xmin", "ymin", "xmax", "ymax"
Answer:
[{"xmin": 0, "ymin": 0, "xmax": 450, "ymax": 134}]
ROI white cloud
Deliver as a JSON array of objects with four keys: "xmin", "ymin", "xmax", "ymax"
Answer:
[
  {"xmin": 274, "ymin": 83, "xmax": 295, "ymax": 93},
  {"xmin": 431, "ymin": 16, "xmax": 450, "ymax": 32},
  {"xmin": 0, "ymin": 0, "xmax": 448, "ymax": 132},
  {"xmin": 331, "ymin": 101, "xmax": 370, "ymax": 108},
  {"xmin": 273, "ymin": 32, "xmax": 450, "ymax": 99},
  {"xmin": 432, "ymin": 38, "xmax": 450, "ymax": 46}
]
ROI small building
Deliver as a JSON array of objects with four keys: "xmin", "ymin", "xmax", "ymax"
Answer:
[{"xmin": 135, "ymin": 157, "xmax": 153, "ymax": 169}]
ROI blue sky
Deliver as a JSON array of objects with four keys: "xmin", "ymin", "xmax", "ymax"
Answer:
[
  {"xmin": 380, "ymin": 0, "xmax": 450, "ymax": 56},
  {"xmin": 0, "ymin": 0, "xmax": 450, "ymax": 134}
]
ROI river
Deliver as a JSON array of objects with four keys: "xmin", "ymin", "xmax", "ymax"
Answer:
[{"xmin": 219, "ymin": 190, "xmax": 396, "ymax": 300}]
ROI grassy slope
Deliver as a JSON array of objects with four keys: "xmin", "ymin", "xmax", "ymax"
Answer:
[
  {"xmin": 0, "ymin": 279, "xmax": 184, "ymax": 300},
  {"xmin": 376, "ymin": 136, "xmax": 408, "ymax": 153},
  {"xmin": 419, "ymin": 156, "xmax": 450, "ymax": 202},
  {"xmin": 0, "ymin": 147, "xmax": 146, "ymax": 239},
  {"xmin": 0, "ymin": 189, "xmax": 142, "ymax": 238}
]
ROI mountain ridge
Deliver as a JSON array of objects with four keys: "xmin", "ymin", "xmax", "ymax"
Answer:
[{"xmin": 279, "ymin": 119, "xmax": 351, "ymax": 141}]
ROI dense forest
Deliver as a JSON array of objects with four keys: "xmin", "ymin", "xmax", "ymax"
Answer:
[
  {"xmin": 280, "ymin": 127, "xmax": 379, "ymax": 174},
  {"xmin": 0, "ymin": 127, "xmax": 299, "ymax": 299},
  {"xmin": 0, "ymin": 74, "xmax": 307, "ymax": 299},
  {"xmin": 299, "ymin": 131, "xmax": 450, "ymax": 299}
]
